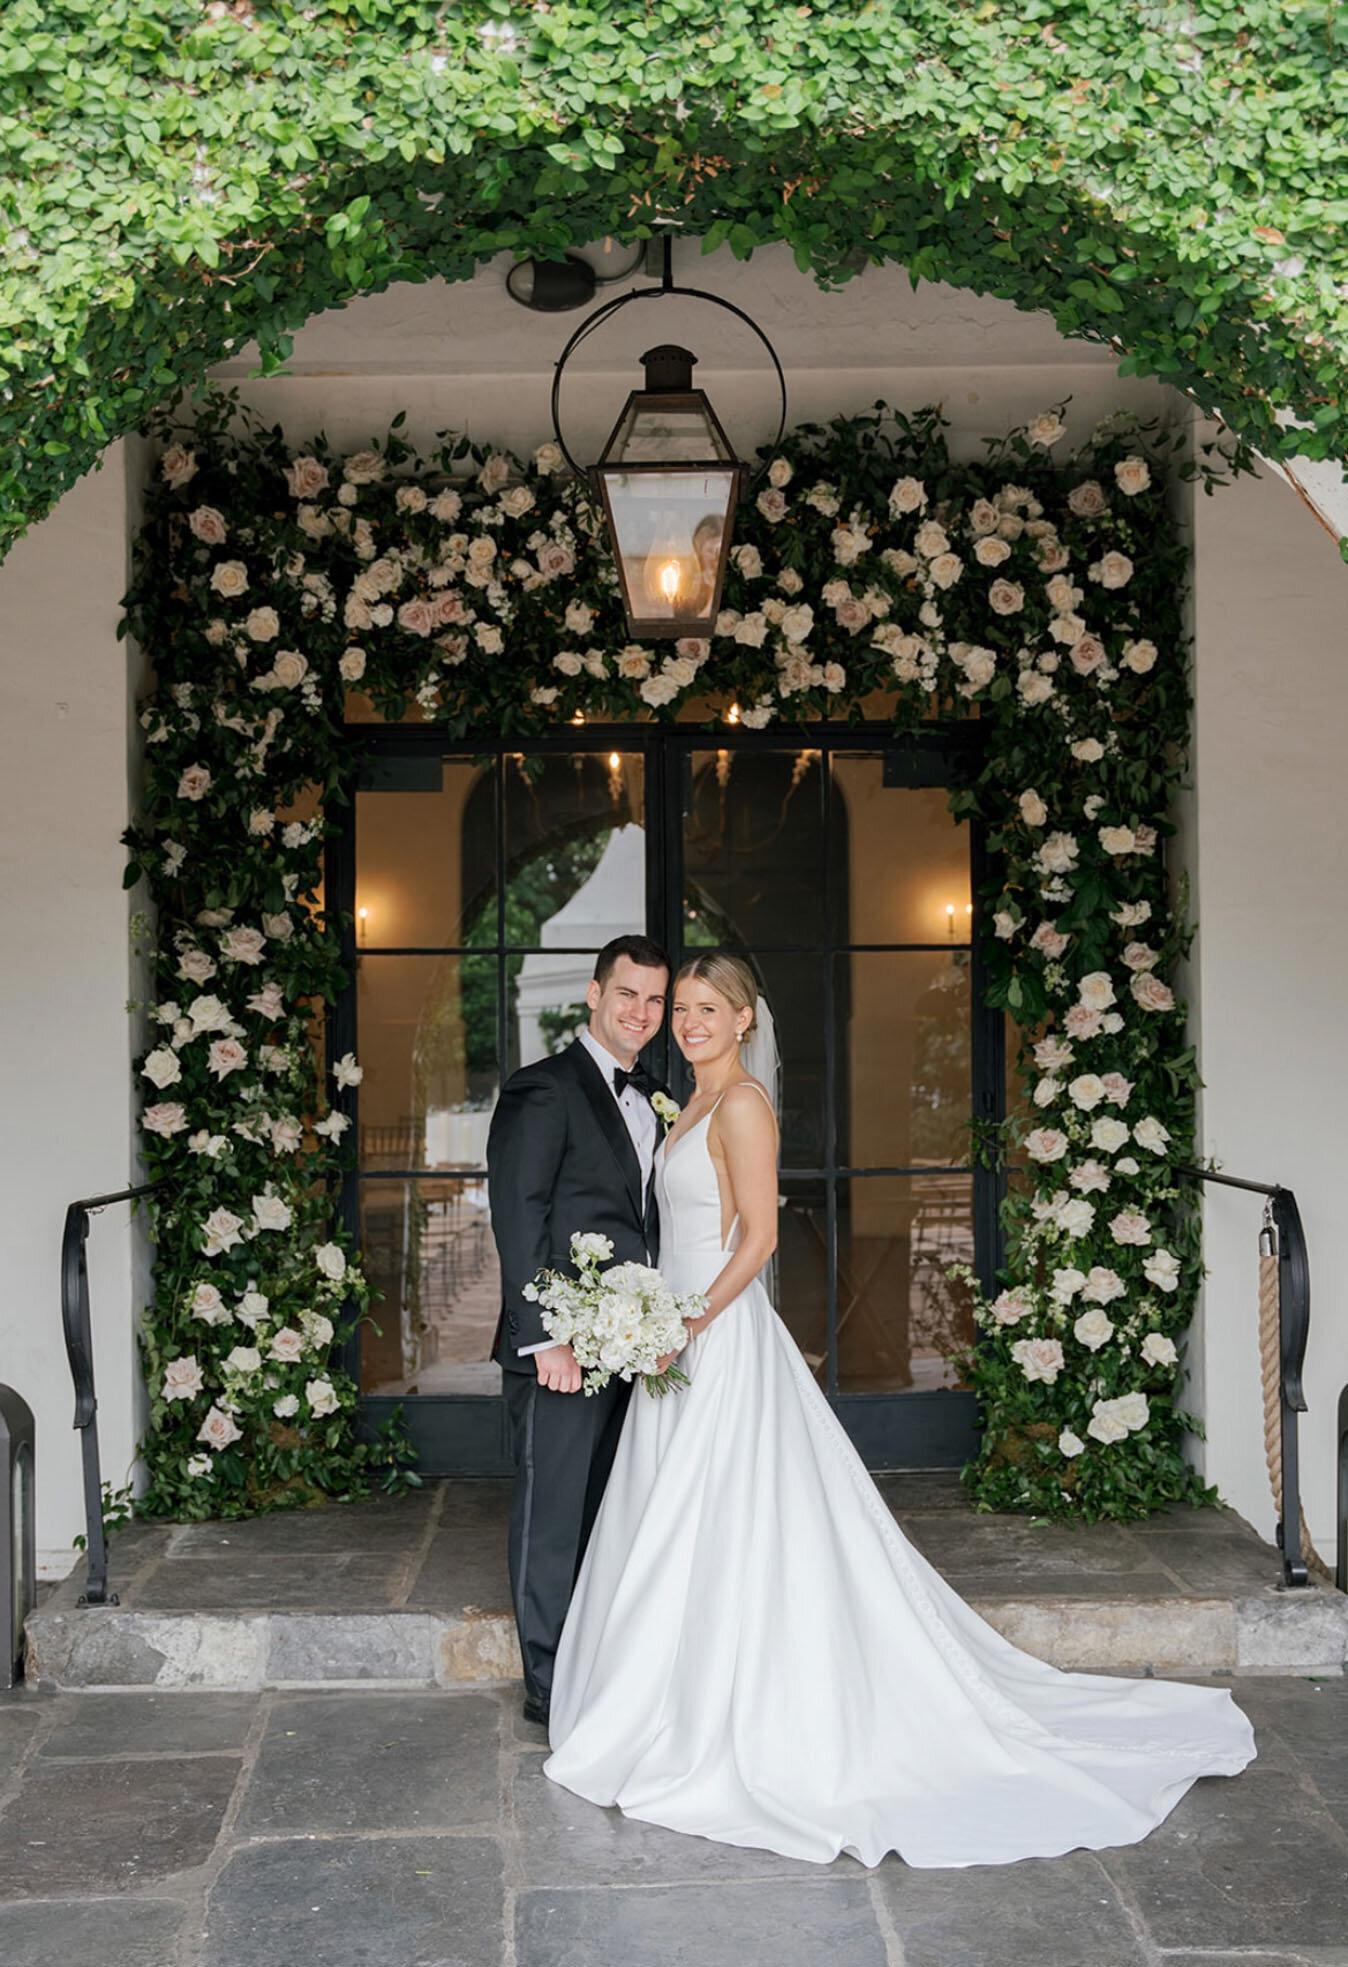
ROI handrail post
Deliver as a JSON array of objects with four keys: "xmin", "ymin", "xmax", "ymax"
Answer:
[
  {"xmin": 1271, "ymin": 1189, "xmax": 1310, "ymax": 1588},
  {"xmin": 59, "ymin": 1183, "xmax": 156, "ymax": 1609}
]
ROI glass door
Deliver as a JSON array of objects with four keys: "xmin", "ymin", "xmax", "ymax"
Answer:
[{"xmin": 334, "ymin": 729, "xmax": 1001, "ymax": 1474}]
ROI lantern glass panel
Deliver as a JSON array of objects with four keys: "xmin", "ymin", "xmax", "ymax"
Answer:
[
  {"xmin": 606, "ymin": 395, "xmax": 735, "ymax": 465},
  {"xmin": 599, "ymin": 467, "xmax": 738, "ymax": 630}
]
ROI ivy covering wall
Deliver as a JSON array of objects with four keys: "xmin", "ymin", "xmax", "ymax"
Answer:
[
  {"xmin": 123, "ymin": 390, "xmax": 1238, "ymax": 1521},
  {"xmin": 3, "ymin": 1, "xmax": 1347, "ymax": 561}
]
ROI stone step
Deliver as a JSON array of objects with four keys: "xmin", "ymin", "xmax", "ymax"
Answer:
[{"xmin": 25, "ymin": 1477, "xmax": 1348, "ymax": 1690}]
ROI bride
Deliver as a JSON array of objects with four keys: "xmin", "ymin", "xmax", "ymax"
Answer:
[{"xmin": 544, "ymin": 953, "xmax": 1255, "ymax": 1870}]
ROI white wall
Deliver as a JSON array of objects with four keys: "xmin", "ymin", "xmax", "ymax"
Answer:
[
  {"xmin": 1192, "ymin": 458, "xmax": 1348, "ymax": 1553},
  {"xmin": 0, "ymin": 444, "xmax": 145, "ymax": 1572}
]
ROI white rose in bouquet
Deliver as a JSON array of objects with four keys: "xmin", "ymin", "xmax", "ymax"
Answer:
[{"xmin": 528, "ymin": 1233, "xmax": 706, "ymax": 1396}]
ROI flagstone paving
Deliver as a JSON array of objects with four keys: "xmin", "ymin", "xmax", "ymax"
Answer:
[{"xmin": 1, "ymin": 1676, "xmax": 1347, "ymax": 1966}]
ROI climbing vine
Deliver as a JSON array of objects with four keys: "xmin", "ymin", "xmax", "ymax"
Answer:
[
  {"xmin": 124, "ymin": 388, "xmax": 1241, "ymax": 1519},
  {"xmin": 3, "ymin": 2, "xmax": 1347, "ymax": 562}
]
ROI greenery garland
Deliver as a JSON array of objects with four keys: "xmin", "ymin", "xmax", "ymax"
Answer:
[
  {"xmin": 4, "ymin": 2, "xmax": 1347, "ymax": 562},
  {"xmin": 124, "ymin": 391, "xmax": 1242, "ymax": 1520}
]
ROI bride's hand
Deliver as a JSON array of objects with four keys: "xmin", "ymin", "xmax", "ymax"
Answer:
[{"xmin": 654, "ymin": 1347, "xmax": 680, "ymax": 1375}]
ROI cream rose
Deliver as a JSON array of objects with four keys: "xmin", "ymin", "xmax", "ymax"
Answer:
[
  {"xmin": 1073, "ymin": 1309, "xmax": 1115, "ymax": 1352},
  {"xmin": 246, "ymin": 607, "xmax": 280, "ymax": 642},
  {"xmin": 1058, "ymin": 1428, "xmax": 1086, "ymax": 1459},
  {"xmin": 1067, "ymin": 1073, "xmax": 1107, "ymax": 1111},
  {"xmin": 161, "ymin": 443, "xmax": 198, "ymax": 488},
  {"xmin": 269, "ymin": 1327, "xmax": 306, "ymax": 1363},
  {"xmin": 1132, "ymin": 1115, "xmax": 1171, "ymax": 1154},
  {"xmin": 1089, "ymin": 551, "xmax": 1134, "ymax": 590},
  {"xmin": 1068, "ymin": 480, "xmax": 1109, "ymax": 518},
  {"xmin": 1121, "ymin": 638, "xmax": 1158, "ymax": 675},
  {"xmin": 1131, "ymin": 972, "xmax": 1176, "ymax": 1013},
  {"xmin": 142, "ymin": 1047, "xmax": 183, "ymax": 1090},
  {"xmin": 197, "ymin": 1406, "xmax": 243, "ymax": 1451},
  {"xmin": 178, "ymin": 764, "xmax": 212, "ymax": 802},
  {"xmin": 285, "ymin": 456, "xmax": 330, "ymax": 499},
  {"xmin": 1077, "ymin": 972, "xmax": 1116, "ymax": 1012},
  {"xmin": 973, "ymin": 535, "xmax": 1011, "ymax": 567},
  {"xmin": 1141, "ymin": 1332, "xmax": 1178, "ymax": 1369},
  {"xmin": 889, "ymin": 476, "xmax": 927, "ymax": 515},
  {"xmin": 1091, "ymin": 1115, "xmax": 1131, "ymax": 1153},
  {"xmin": 1081, "ymin": 1265, "xmax": 1126, "ymax": 1305},
  {"xmin": 1143, "ymin": 1248, "xmax": 1181, "ymax": 1293},
  {"xmin": 206, "ymin": 1038, "xmax": 248, "ymax": 1080},
  {"xmin": 989, "ymin": 1286, "xmax": 1034, "ymax": 1326},
  {"xmin": 988, "ymin": 579, "xmax": 1024, "ymax": 615},
  {"xmin": 1035, "ymin": 832, "xmax": 1079, "ymax": 876},
  {"xmin": 1025, "ymin": 1127, "xmax": 1070, "ymax": 1164},
  {"xmin": 202, "ymin": 1208, "xmax": 246, "ymax": 1256},
  {"xmin": 1011, "ymin": 1337, "xmax": 1065, "ymax": 1385},
  {"xmin": 1069, "ymin": 634, "xmax": 1107, "ymax": 676},
  {"xmin": 1110, "ymin": 1210, "xmax": 1152, "ymax": 1246},
  {"xmin": 162, "ymin": 1356, "xmax": 205, "ymax": 1401},
  {"xmin": 143, "ymin": 1101, "xmax": 188, "ymax": 1138},
  {"xmin": 306, "ymin": 1377, "xmax": 340, "ymax": 1417},
  {"xmin": 1029, "ymin": 411, "xmax": 1067, "ymax": 448},
  {"xmin": 1114, "ymin": 457, "xmax": 1151, "ymax": 496},
  {"xmin": 220, "ymin": 926, "xmax": 266, "ymax": 966}
]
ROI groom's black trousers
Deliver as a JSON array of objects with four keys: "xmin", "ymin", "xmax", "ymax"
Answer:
[{"xmin": 503, "ymin": 1367, "xmax": 632, "ymax": 1708}]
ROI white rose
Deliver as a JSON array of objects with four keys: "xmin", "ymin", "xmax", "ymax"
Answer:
[
  {"xmin": 197, "ymin": 1406, "xmax": 243, "ymax": 1451},
  {"xmin": 186, "ymin": 1454, "xmax": 214, "ymax": 1478},
  {"xmin": 1025, "ymin": 1127, "xmax": 1070, "ymax": 1163},
  {"xmin": 1091, "ymin": 1115, "xmax": 1131, "ymax": 1153},
  {"xmin": 1035, "ymin": 832, "xmax": 1079, "ymax": 876},
  {"xmin": 143, "ymin": 1101, "xmax": 188, "ymax": 1138},
  {"xmin": 640, "ymin": 675, "xmax": 678, "ymax": 708},
  {"xmin": 1073, "ymin": 1309, "xmax": 1115, "ymax": 1352},
  {"xmin": 1110, "ymin": 1209, "xmax": 1152, "ymax": 1247},
  {"xmin": 1082, "ymin": 1265, "xmax": 1126, "ymax": 1304},
  {"xmin": 1089, "ymin": 550, "xmax": 1134, "ymax": 589},
  {"xmin": 269, "ymin": 1328, "xmax": 306, "ymax": 1363},
  {"xmin": 1050, "ymin": 1267, "xmax": 1087, "ymax": 1304},
  {"xmin": 220, "ymin": 925, "xmax": 266, "ymax": 966},
  {"xmin": 270, "ymin": 649, "xmax": 308, "ymax": 689},
  {"xmin": 988, "ymin": 579, "xmax": 1024, "ymax": 615},
  {"xmin": 1068, "ymin": 1073, "xmax": 1107, "ymax": 1111},
  {"xmin": 1018, "ymin": 671, "xmax": 1054, "ymax": 706},
  {"xmin": 1071, "ymin": 738, "xmax": 1105, "ymax": 763},
  {"xmin": 252, "ymin": 1191, "xmax": 293, "ymax": 1233},
  {"xmin": 889, "ymin": 476, "xmax": 927, "ymax": 514},
  {"xmin": 223, "ymin": 1345, "xmax": 262, "ymax": 1377},
  {"xmin": 1121, "ymin": 942, "xmax": 1158, "ymax": 973},
  {"xmin": 209, "ymin": 560, "xmax": 249, "ymax": 600},
  {"xmin": 315, "ymin": 1242, "xmax": 347, "ymax": 1282},
  {"xmin": 974, "ymin": 535, "xmax": 1012, "ymax": 567},
  {"xmin": 929, "ymin": 552, "xmax": 963, "ymax": 590},
  {"xmin": 1143, "ymin": 1248, "xmax": 1181, "ymax": 1293},
  {"xmin": 343, "ymin": 449, "xmax": 386, "ymax": 485},
  {"xmin": 1087, "ymin": 1399, "xmax": 1130, "ymax": 1445},
  {"xmin": 994, "ymin": 910, "xmax": 1018, "ymax": 941},
  {"xmin": 301, "ymin": 1310, "xmax": 334, "ymax": 1350},
  {"xmin": 1075, "ymin": 973, "xmax": 1114, "ymax": 1013},
  {"xmin": 1121, "ymin": 638, "xmax": 1158, "ymax": 675},
  {"xmin": 339, "ymin": 647, "xmax": 367, "ymax": 682},
  {"xmin": 207, "ymin": 1038, "xmax": 248, "ymax": 1080},
  {"xmin": 1058, "ymin": 1428, "xmax": 1086, "ymax": 1459},
  {"xmin": 162, "ymin": 1356, "xmax": 204, "ymax": 1401},
  {"xmin": 142, "ymin": 1047, "xmax": 182, "ymax": 1090},
  {"xmin": 780, "ymin": 603, "xmax": 815, "ymax": 644},
  {"xmin": 1132, "ymin": 1116, "xmax": 1171, "ymax": 1154},
  {"xmin": 1068, "ymin": 480, "xmax": 1109, "ymax": 518},
  {"xmin": 161, "ymin": 443, "xmax": 198, "ymax": 488},
  {"xmin": 245, "ymin": 607, "xmax": 280, "ymax": 642},
  {"xmin": 273, "ymin": 1394, "xmax": 301, "ymax": 1419},
  {"xmin": 285, "ymin": 456, "xmax": 330, "ymax": 499},
  {"xmin": 1069, "ymin": 634, "xmax": 1108, "ymax": 675},
  {"xmin": 306, "ymin": 1377, "xmax": 340, "ymax": 1417},
  {"xmin": 1098, "ymin": 831, "xmax": 1138, "ymax": 871},
  {"xmin": 185, "ymin": 994, "xmax": 230, "ymax": 1034},
  {"xmin": 1131, "ymin": 972, "xmax": 1176, "ymax": 1013},
  {"xmin": 989, "ymin": 1286, "xmax": 1034, "ymax": 1326},
  {"xmin": 1029, "ymin": 411, "xmax": 1067, "ymax": 447},
  {"xmin": 261, "ymin": 912, "xmax": 294, "ymax": 943},
  {"xmin": 1114, "ymin": 457, "xmax": 1151, "ymax": 496},
  {"xmin": 1056, "ymin": 1197, "xmax": 1096, "ymax": 1238},
  {"xmin": 178, "ymin": 763, "xmax": 212, "ymax": 802},
  {"xmin": 500, "ymin": 484, "xmax": 535, "ymax": 520},
  {"xmin": 1114, "ymin": 1392, "xmax": 1150, "ymax": 1432},
  {"xmin": 767, "ymin": 456, "xmax": 793, "ymax": 488},
  {"xmin": 757, "ymin": 488, "xmax": 788, "ymax": 523},
  {"xmin": 1010, "ymin": 1337, "xmax": 1065, "ymax": 1385}
]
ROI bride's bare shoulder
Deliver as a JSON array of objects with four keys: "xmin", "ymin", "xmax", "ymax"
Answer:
[{"xmin": 714, "ymin": 1079, "xmax": 778, "ymax": 1132}]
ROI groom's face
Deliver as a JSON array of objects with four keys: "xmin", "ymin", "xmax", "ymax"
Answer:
[{"xmin": 586, "ymin": 957, "xmax": 669, "ymax": 1067}]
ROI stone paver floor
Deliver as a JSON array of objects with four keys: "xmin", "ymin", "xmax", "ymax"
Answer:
[{"xmin": 1, "ymin": 1674, "xmax": 1347, "ymax": 1967}]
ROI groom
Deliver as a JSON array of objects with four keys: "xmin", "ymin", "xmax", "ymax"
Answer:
[{"xmin": 487, "ymin": 932, "xmax": 672, "ymax": 1726}]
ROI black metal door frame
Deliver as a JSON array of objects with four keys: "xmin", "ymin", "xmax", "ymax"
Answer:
[{"xmin": 331, "ymin": 721, "xmax": 1003, "ymax": 1476}]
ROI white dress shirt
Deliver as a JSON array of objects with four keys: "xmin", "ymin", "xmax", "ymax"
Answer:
[{"xmin": 517, "ymin": 1029, "xmax": 658, "ymax": 1356}]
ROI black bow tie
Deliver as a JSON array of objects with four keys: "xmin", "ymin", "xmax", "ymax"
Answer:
[{"xmin": 613, "ymin": 1062, "xmax": 654, "ymax": 1097}]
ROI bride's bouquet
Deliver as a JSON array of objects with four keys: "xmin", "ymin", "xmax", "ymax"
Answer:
[{"xmin": 524, "ymin": 1232, "xmax": 705, "ymax": 1397}]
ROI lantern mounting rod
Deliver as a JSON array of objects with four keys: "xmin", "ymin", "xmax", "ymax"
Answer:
[{"xmin": 549, "ymin": 233, "xmax": 788, "ymax": 481}]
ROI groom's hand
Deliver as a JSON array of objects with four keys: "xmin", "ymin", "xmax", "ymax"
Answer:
[{"xmin": 534, "ymin": 1343, "xmax": 583, "ymax": 1394}]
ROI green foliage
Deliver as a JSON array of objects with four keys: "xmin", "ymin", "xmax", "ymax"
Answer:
[
  {"xmin": 2, "ymin": 1, "xmax": 1346, "ymax": 559},
  {"xmin": 124, "ymin": 389, "xmax": 1238, "ymax": 1520}
]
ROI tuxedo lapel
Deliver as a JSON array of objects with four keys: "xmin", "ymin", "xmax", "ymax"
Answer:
[{"xmin": 567, "ymin": 1042, "xmax": 644, "ymax": 1222}]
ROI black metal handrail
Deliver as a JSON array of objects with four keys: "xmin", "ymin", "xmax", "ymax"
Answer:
[
  {"xmin": 1176, "ymin": 1166, "xmax": 1311, "ymax": 1588},
  {"xmin": 60, "ymin": 1183, "xmax": 157, "ymax": 1606}
]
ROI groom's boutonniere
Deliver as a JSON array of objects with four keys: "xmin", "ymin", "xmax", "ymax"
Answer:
[{"xmin": 650, "ymin": 1091, "xmax": 680, "ymax": 1133}]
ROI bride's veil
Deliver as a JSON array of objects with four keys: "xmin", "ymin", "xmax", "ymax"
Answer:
[{"xmin": 739, "ymin": 993, "xmax": 782, "ymax": 1119}]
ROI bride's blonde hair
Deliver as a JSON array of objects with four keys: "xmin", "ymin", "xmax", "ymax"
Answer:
[{"xmin": 674, "ymin": 952, "xmax": 759, "ymax": 1040}]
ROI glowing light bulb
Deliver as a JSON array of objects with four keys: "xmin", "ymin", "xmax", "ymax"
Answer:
[
  {"xmin": 945, "ymin": 903, "xmax": 956, "ymax": 938},
  {"xmin": 608, "ymin": 752, "xmax": 621, "ymax": 771},
  {"xmin": 643, "ymin": 514, "xmax": 697, "ymax": 615},
  {"xmin": 358, "ymin": 905, "xmax": 369, "ymax": 945},
  {"xmin": 726, "ymin": 702, "xmax": 741, "ymax": 725}
]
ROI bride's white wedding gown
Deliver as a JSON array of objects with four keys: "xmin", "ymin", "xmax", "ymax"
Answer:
[{"xmin": 544, "ymin": 1092, "xmax": 1255, "ymax": 1869}]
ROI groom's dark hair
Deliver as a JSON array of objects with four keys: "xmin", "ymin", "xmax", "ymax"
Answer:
[{"xmin": 594, "ymin": 934, "xmax": 671, "ymax": 987}]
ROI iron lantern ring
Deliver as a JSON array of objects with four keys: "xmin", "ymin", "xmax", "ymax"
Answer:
[{"xmin": 548, "ymin": 244, "xmax": 788, "ymax": 483}]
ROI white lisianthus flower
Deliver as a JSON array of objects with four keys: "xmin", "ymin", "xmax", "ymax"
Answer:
[
  {"xmin": 273, "ymin": 1393, "xmax": 301, "ymax": 1419},
  {"xmin": 1091, "ymin": 1115, "xmax": 1131, "ymax": 1153},
  {"xmin": 1141, "ymin": 1332, "xmax": 1178, "ymax": 1369},
  {"xmin": 1025, "ymin": 1127, "xmax": 1070, "ymax": 1163},
  {"xmin": 186, "ymin": 1453, "xmax": 214, "ymax": 1478},
  {"xmin": 142, "ymin": 1047, "xmax": 183, "ymax": 1090},
  {"xmin": 1010, "ymin": 1337, "xmax": 1065, "ymax": 1384},
  {"xmin": 315, "ymin": 1242, "xmax": 347, "ymax": 1282},
  {"xmin": 197, "ymin": 1406, "xmax": 243, "ymax": 1451},
  {"xmin": 1074, "ymin": 1308, "xmax": 1115, "ymax": 1352},
  {"xmin": 306, "ymin": 1377, "xmax": 340, "ymax": 1417},
  {"xmin": 1143, "ymin": 1248, "xmax": 1182, "ymax": 1293},
  {"xmin": 1068, "ymin": 1073, "xmax": 1107, "ymax": 1111},
  {"xmin": 332, "ymin": 1052, "xmax": 363, "ymax": 1090},
  {"xmin": 202, "ymin": 1208, "xmax": 246, "ymax": 1256},
  {"xmin": 1058, "ymin": 1428, "xmax": 1086, "ymax": 1459}
]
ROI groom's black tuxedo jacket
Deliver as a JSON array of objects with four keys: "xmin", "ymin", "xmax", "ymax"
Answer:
[{"xmin": 487, "ymin": 1040, "xmax": 664, "ymax": 1374}]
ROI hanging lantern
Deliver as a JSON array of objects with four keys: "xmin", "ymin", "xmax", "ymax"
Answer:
[
  {"xmin": 547, "ymin": 237, "xmax": 787, "ymax": 643},
  {"xmin": 591, "ymin": 345, "xmax": 743, "ymax": 641}
]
